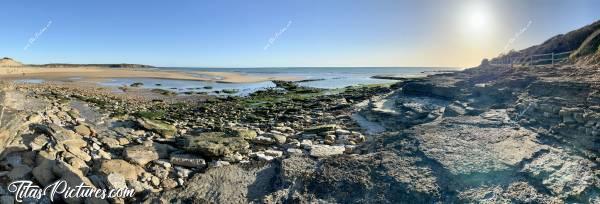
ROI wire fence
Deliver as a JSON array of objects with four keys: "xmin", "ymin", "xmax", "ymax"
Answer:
[{"xmin": 490, "ymin": 51, "xmax": 573, "ymax": 67}]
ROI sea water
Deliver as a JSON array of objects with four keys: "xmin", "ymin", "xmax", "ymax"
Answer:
[{"xmin": 15, "ymin": 67, "xmax": 461, "ymax": 96}]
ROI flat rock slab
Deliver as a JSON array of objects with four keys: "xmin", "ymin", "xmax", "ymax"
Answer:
[
  {"xmin": 413, "ymin": 110, "xmax": 545, "ymax": 175},
  {"xmin": 522, "ymin": 148, "xmax": 599, "ymax": 199},
  {"xmin": 170, "ymin": 154, "xmax": 206, "ymax": 168},
  {"xmin": 98, "ymin": 159, "xmax": 144, "ymax": 181},
  {"xmin": 158, "ymin": 162, "xmax": 277, "ymax": 203},
  {"xmin": 124, "ymin": 145, "xmax": 160, "ymax": 166},
  {"xmin": 309, "ymin": 144, "xmax": 345, "ymax": 158},
  {"xmin": 136, "ymin": 118, "xmax": 177, "ymax": 138},
  {"xmin": 303, "ymin": 124, "xmax": 337, "ymax": 134},
  {"xmin": 180, "ymin": 132, "xmax": 249, "ymax": 157}
]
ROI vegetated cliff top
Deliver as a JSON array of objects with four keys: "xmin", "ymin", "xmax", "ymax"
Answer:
[
  {"xmin": 0, "ymin": 57, "xmax": 154, "ymax": 68},
  {"xmin": 491, "ymin": 20, "xmax": 600, "ymax": 66},
  {"xmin": 0, "ymin": 57, "xmax": 24, "ymax": 67}
]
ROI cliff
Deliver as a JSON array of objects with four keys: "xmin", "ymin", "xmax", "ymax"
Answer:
[
  {"xmin": 0, "ymin": 57, "xmax": 23, "ymax": 67},
  {"xmin": 493, "ymin": 20, "xmax": 600, "ymax": 66}
]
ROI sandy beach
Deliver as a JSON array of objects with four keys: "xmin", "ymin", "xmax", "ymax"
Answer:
[{"xmin": 0, "ymin": 66, "xmax": 297, "ymax": 83}]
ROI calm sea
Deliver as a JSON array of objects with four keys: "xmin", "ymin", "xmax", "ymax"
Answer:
[
  {"xmin": 20, "ymin": 67, "xmax": 461, "ymax": 96},
  {"xmin": 99, "ymin": 67, "xmax": 461, "ymax": 95}
]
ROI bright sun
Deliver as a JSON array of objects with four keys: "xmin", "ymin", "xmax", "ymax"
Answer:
[
  {"xmin": 461, "ymin": 2, "xmax": 493, "ymax": 35},
  {"xmin": 467, "ymin": 9, "xmax": 488, "ymax": 31}
]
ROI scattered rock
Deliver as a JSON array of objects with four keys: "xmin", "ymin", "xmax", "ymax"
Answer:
[
  {"xmin": 100, "ymin": 136, "xmax": 121, "ymax": 149},
  {"xmin": 179, "ymin": 132, "xmax": 249, "ymax": 157},
  {"xmin": 303, "ymin": 124, "xmax": 337, "ymax": 134},
  {"xmin": 74, "ymin": 124, "xmax": 93, "ymax": 136},
  {"xmin": 170, "ymin": 154, "xmax": 207, "ymax": 168},
  {"xmin": 98, "ymin": 159, "xmax": 143, "ymax": 180},
  {"xmin": 264, "ymin": 150, "xmax": 283, "ymax": 157},
  {"xmin": 229, "ymin": 128, "xmax": 257, "ymax": 140},
  {"xmin": 271, "ymin": 134, "xmax": 287, "ymax": 145},
  {"xmin": 252, "ymin": 136, "xmax": 275, "ymax": 145},
  {"xmin": 308, "ymin": 144, "xmax": 345, "ymax": 158},
  {"xmin": 32, "ymin": 162, "xmax": 56, "ymax": 186},
  {"xmin": 136, "ymin": 118, "xmax": 177, "ymax": 138},
  {"xmin": 28, "ymin": 134, "xmax": 49, "ymax": 151},
  {"xmin": 106, "ymin": 173, "xmax": 128, "ymax": 189},
  {"xmin": 124, "ymin": 145, "xmax": 160, "ymax": 166},
  {"xmin": 7, "ymin": 165, "xmax": 32, "ymax": 180}
]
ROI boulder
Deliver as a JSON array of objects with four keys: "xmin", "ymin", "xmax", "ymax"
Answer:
[
  {"xmin": 98, "ymin": 159, "xmax": 143, "ymax": 180},
  {"xmin": 38, "ymin": 124, "xmax": 87, "ymax": 150},
  {"xmin": 64, "ymin": 145, "xmax": 92, "ymax": 162},
  {"xmin": 228, "ymin": 128, "xmax": 257, "ymax": 140},
  {"xmin": 106, "ymin": 173, "xmax": 128, "ymax": 189},
  {"xmin": 309, "ymin": 145, "xmax": 345, "ymax": 158},
  {"xmin": 443, "ymin": 103, "xmax": 466, "ymax": 117},
  {"xmin": 286, "ymin": 148, "xmax": 304, "ymax": 156},
  {"xmin": 74, "ymin": 124, "xmax": 93, "ymax": 136},
  {"xmin": 52, "ymin": 161, "xmax": 97, "ymax": 204},
  {"xmin": 271, "ymin": 134, "xmax": 287, "ymax": 145},
  {"xmin": 170, "ymin": 154, "xmax": 206, "ymax": 168},
  {"xmin": 32, "ymin": 160, "xmax": 57, "ymax": 186},
  {"xmin": 253, "ymin": 153, "xmax": 274, "ymax": 161},
  {"xmin": 28, "ymin": 134, "xmax": 49, "ymax": 151},
  {"xmin": 124, "ymin": 145, "xmax": 160, "ymax": 166},
  {"xmin": 152, "ymin": 143, "xmax": 177, "ymax": 158},
  {"xmin": 303, "ymin": 124, "xmax": 337, "ymax": 134},
  {"xmin": 401, "ymin": 79, "xmax": 461, "ymax": 99},
  {"xmin": 66, "ymin": 157, "xmax": 90, "ymax": 175},
  {"xmin": 179, "ymin": 132, "xmax": 249, "ymax": 157},
  {"xmin": 264, "ymin": 150, "xmax": 283, "ymax": 157},
  {"xmin": 252, "ymin": 136, "xmax": 275, "ymax": 145},
  {"xmin": 7, "ymin": 165, "xmax": 32, "ymax": 180},
  {"xmin": 99, "ymin": 136, "xmax": 121, "ymax": 149},
  {"xmin": 136, "ymin": 118, "xmax": 177, "ymax": 138}
]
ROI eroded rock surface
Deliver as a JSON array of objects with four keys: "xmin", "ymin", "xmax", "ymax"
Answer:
[{"xmin": 0, "ymin": 55, "xmax": 599, "ymax": 203}]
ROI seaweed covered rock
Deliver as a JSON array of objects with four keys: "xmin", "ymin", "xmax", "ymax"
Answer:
[
  {"xmin": 272, "ymin": 80, "xmax": 299, "ymax": 90},
  {"xmin": 302, "ymin": 124, "xmax": 337, "ymax": 134},
  {"xmin": 136, "ymin": 118, "xmax": 177, "ymax": 138},
  {"xmin": 179, "ymin": 132, "xmax": 250, "ymax": 157},
  {"xmin": 227, "ymin": 127, "xmax": 258, "ymax": 140}
]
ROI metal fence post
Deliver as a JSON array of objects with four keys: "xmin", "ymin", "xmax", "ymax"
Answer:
[{"xmin": 530, "ymin": 55, "xmax": 533, "ymax": 66}]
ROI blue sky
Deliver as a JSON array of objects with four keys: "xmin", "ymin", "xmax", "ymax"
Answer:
[{"xmin": 0, "ymin": 0, "xmax": 598, "ymax": 68}]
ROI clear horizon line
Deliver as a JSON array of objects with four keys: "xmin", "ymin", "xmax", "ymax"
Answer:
[
  {"xmin": 9, "ymin": 58, "xmax": 469, "ymax": 69},
  {"xmin": 157, "ymin": 65, "xmax": 467, "ymax": 69}
]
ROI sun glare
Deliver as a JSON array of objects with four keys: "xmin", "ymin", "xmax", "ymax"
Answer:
[
  {"xmin": 467, "ymin": 9, "xmax": 487, "ymax": 30},
  {"xmin": 461, "ymin": 2, "xmax": 494, "ymax": 35}
]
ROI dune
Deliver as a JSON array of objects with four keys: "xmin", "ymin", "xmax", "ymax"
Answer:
[{"xmin": 0, "ymin": 57, "xmax": 23, "ymax": 67}]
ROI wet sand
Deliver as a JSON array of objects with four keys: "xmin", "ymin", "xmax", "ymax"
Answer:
[{"xmin": 0, "ymin": 66, "xmax": 298, "ymax": 83}]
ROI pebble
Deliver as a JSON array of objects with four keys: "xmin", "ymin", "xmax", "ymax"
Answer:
[
  {"xmin": 175, "ymin": 166, "xmax": 192, "ymax": 178},
  {"xmin": 154, "ymin": 160, "xmax": 172, "ymax": 169}
]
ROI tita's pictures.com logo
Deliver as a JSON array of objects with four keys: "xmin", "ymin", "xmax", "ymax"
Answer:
[{"xmin": 7, "ymin": 180, "xmax": 135, "ymax": 202}]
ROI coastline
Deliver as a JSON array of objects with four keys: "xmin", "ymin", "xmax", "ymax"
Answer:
[
  {"xmin": 1, "ymin": 62, "xmax": 596, "ymax": 203},
  {"xmin": 0, "ymin": 66, "xmax": 298, "ymax": 83}
]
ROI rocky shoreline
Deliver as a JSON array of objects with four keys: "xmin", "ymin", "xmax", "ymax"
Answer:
[
  {"xmin": 0, "ymin": 60, "xmax": 597, "ymax": 203},
  {"xmin": 0, "ymin": 78, "xmax": 395, "ymax": 203}
]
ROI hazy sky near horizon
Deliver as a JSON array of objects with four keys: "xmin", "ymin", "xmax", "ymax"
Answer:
[{"xmin": 0, "ymin": 0, "xmax": 598, "ymax": 68}]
